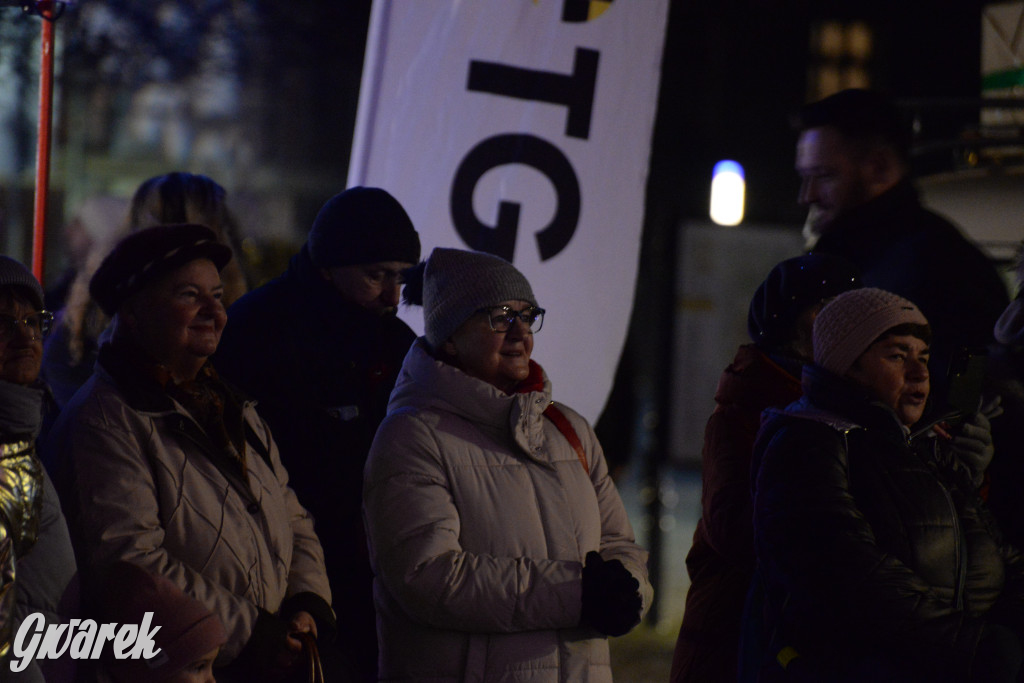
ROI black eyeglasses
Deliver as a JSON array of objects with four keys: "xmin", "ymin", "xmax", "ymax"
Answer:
[
  {"xmin": 0, "ymin": 311, "xmax": 53, "ymax": 342},
  {"xmin": 478, "ymin": 305, "xmax": 545, "ymax": 333}
]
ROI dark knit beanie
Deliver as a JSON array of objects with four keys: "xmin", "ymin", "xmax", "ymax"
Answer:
[
  {"xmin": 100, "ymin": 561, "xmax": 227, "ymax": 682},
  {"xmin": 90, "ymin": 223, "xmax": 233, "ymax": 316},
  {"xmin": 813, "ymin": 287, "xmax": 929, "ymax": 376},
  {"xmin": 748, "ymin": 252, "xmax": 861, "ymax": 348},
  {"xmin": 0, "ymin": 256, "xmax": 44, "ymax": 310},
  {"xmin": 307, "ymin": 187, "xmax": 420, "ymax": 269},
  {"xmin": 418, "ymin": 247, "xmax": 537, "ymax": 348}
]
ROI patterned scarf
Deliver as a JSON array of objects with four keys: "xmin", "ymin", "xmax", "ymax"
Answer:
[{"xmin": 150, "ymin": 362, "xmax": 248, "ymax": 477}]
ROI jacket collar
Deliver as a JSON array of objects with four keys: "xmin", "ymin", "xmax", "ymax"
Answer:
[
  {"xmin": 793, "ymin": 363, "xmax": 909, "ymax": 439},
  {"xmin": 717, "ymin": 344, "xmax": 802, "ymax": 409},
  {"xmin": 389, "ymin": 339, "xmax": 553, "ymax": 456},
  {"xmin": 96, "ymin": 341, "xmax": 177, "ymax": 413},
  {"xmin": 96, "ymin": 340, "xmax": 250, "ymax": 415},
  {"xmin": 812, "ymin": 178, "xmax": 921, "ymax": 256}
]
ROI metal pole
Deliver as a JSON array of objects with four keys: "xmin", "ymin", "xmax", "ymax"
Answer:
[{"xmin": 31, "ymin": 0, "xmax": 59, "ymax": 286}]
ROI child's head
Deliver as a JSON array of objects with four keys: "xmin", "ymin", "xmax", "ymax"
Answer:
[{"xmin": 100, "ymin": 561, "xmax": 227, "ymax": 683}]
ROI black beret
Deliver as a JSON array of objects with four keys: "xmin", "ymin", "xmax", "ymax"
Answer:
[{"xmin": 90, "ymin": 223, "xmax": 233, "ymax": 316}]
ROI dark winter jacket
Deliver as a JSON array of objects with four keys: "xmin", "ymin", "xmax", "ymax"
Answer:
[
  {"xmin": 672, "ymin": 344, "xmax": 801, "ymax": 683},
  {"xmin": 750, "ymin": 363, "xmax": 1024, "ymax": 682},
  {"xmin": 811, "ymin": 178, "xmax": 1009, "ymax": 408},
  {"xmin": 214, "ymin": 245, "xmax": 415, "ymax": 679}
]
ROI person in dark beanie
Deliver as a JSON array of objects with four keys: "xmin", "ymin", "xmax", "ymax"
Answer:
[
  {"xmin": 748, "ymin": 287, "xmax": 1024, "ymax": 682},
  {"xmin": 44, "ymin": 224, "xmax": 335, "ymax": 682},
  {"xmin": 671, "ymin": 252, "xmax": 861, "ymax": 683},
  {"xmin": 99, "ymin": 561, "xmax": 228, "ymax": 683},
  {"xmin": 214, "ymin": 186, "xmax": 420, "ymax": 682},
  {"xmin": 363, "ymin": 247, "xmax": 651, "ymax": 682}
]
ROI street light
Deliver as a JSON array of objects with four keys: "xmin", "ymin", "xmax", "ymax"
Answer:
[{"xmin": 710, "ymin": 159, "xmax": 745, "ymax": 226}]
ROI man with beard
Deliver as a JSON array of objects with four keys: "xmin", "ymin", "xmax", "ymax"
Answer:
[
  {"xmin": 794, "ymin": 88, "xmax": 1009, "ymax": 414},
  {"xmin": 215, "ymin": 186, "xmax": 420, "ymax": 682}
]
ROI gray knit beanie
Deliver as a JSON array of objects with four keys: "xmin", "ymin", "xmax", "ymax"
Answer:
[
  {"xmin": 0, "ymin": 256, "xmax": 44, "ymax": 310},
  {"xmin": 813, "ymin": 287, "xmax": 929, "ymax": 376},
  {"xmin": 422, "ymin": 247, "xmax": 537, "ymax": 348}
]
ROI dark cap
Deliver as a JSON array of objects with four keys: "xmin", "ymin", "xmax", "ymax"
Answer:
[
  {"xmin": 0, "ymin": 256, "xmax": 44, "ymax": 311},
  {"xmin": 90, "ymin": 223, "xmax": 233, "ymax": 316},
  {"xmin": 748, "ymin": 252, "xmax": 861, "ymax": 349},
  {"xmin": 307, "ymin": 187, "xmax": 420, "ymax": 269}
]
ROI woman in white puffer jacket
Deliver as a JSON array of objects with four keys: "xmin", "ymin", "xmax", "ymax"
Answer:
[{"xmin": 363, "ymin": 247, "xmax": 651, "ymax": 683}]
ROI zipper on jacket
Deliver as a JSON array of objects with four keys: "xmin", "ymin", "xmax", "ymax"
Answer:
[
  {"xmin": 930, "ymin": 439, "xmax": 966, "ymax": 610},
  {"xmin": 921, "ymin": 436, "xmax": 968, "ymax": 610},
  {"xmin": 942, "ymin": 482, "xmax": 966, "ymax": 610}
]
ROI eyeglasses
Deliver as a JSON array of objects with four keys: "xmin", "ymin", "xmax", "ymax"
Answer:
[
  {"xmin": 478, "ymin": 305, "xmax": 545, "ymax": 333},
  {"xmin": 0, "ymin": 311, "xmax": 53, "ymax": 342}
]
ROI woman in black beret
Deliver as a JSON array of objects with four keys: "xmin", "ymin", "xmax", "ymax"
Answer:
[{"xmin": 45, "ymin": 223, "xmax": 336, "ymax": 682}]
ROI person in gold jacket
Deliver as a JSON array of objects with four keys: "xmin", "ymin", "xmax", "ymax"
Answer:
[{"xmin": 0, "ymin": 255, "xmax": 80, "ymax": 680}]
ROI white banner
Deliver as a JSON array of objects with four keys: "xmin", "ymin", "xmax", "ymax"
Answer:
[{"xmin": 349, "ymin": 0, "xmax": 669, "ymax": 422}]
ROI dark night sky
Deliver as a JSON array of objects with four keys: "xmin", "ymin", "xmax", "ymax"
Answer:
[{"xmin": 651, "ymin": 0, "xmax": 988, "ymax": 228}]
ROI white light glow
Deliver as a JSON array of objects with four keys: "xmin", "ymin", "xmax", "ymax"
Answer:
[{"xmin": 710, "ymin": 160, "xmax": 745, "ymax": 226}]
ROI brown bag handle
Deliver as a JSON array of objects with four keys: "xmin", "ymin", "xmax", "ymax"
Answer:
[{"xmin": 295, "ymin": 632, "xmax": 324, "ymax": 683}]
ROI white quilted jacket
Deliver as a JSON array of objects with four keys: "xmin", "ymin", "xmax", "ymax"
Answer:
[{"xmin": 363, "ymin": 339, "xmax": 651, "ymax": 682}]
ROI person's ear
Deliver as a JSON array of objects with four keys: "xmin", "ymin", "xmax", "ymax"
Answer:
[
  {"xmin": 863, "ymin": 146, "xmax": 903, "ymax": 191},
  {"xmin": 442, "ymin": 338, "xmax": 458, "ymax": 358}
]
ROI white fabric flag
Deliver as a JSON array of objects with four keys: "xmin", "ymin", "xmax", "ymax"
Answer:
[{"xmin": 349, "ymin": 0, "xmax": 669, "ymax": 422}]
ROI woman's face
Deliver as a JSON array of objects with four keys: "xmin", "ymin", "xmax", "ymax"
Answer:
[
  {"xmin": 444, "ymin": 299, "xmax": 535, "ymax": 394},
  {"xmin": 125, "ymin": 259, "xmax": 226, "ymax": 379},
  {"xmin": 846, "ymin": 333, "xmax": 930, "ymax": 426},
  {"xmin": 0, "ymin": 291, "xmax": 44, "ymax": 386}
]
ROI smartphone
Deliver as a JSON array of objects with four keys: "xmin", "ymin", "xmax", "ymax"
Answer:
[{"xmin": 944, "ymin": 347, "xmax": 988, "ymax": 419}]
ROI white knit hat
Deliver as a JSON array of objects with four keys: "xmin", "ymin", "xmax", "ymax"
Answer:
[{"xmin": 813, "ymin": 287, "xmax": 929, "ymax": 375}]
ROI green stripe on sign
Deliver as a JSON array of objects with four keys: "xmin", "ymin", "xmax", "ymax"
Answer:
[{"xmin": 982, "ymin": 68, "xmax": 1024, "ymax": 90}]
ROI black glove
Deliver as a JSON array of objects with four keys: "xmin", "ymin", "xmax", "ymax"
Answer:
[
  {"xmin": 971, "ymin": 623, "xmax": 1023, "ymax": 683},
  {"xmin": 580, "ymin": 551, "xmax": 642, "ymax": 637}
]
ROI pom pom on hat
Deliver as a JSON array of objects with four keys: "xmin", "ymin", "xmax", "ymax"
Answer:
[
  {"xmin": 0, "ymin": 256, "xmax": 44, "ymax": 311},
  {"xmin": 89, "ymin": 223, "xmax": 233, "ymax": 317},
  {"xmin": 99, "ymin": 561, "xmax": 227, "ymax": 682},
  {"xmin": 307, "ymin": 187, "xmax": 420, "ymax": 269},
  {"xmin": 410, "ymin": 247, "xmax": 537, "ymax": 348},
  {"xmin": 813, "ymin": 287, "xmax": 929, "ymax": 376}
]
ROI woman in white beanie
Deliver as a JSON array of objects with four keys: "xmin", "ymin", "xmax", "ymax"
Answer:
[
  {"xmin": 362, "ymin": 247, "xmax": 651, "ymax": 682},
  {"xmin": 748, "ymin": 287, "xmax": 1024, "ymax": 682}
]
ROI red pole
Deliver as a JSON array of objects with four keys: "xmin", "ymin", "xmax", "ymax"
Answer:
[{"xmin": 31, "ymin": 0, "xmax": 58, "ymax": 286}]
